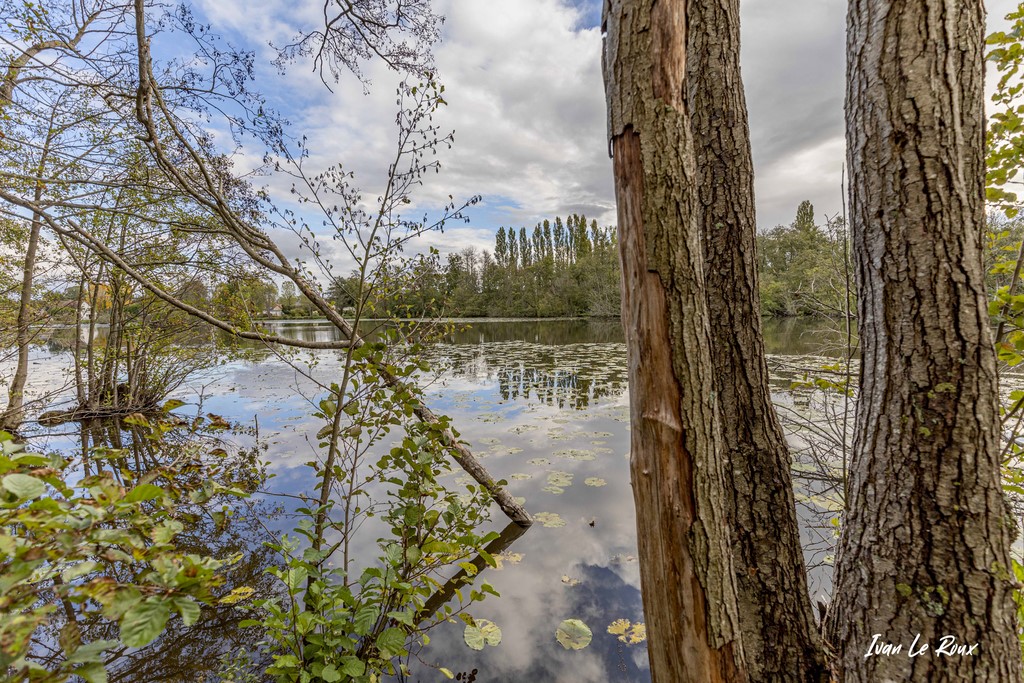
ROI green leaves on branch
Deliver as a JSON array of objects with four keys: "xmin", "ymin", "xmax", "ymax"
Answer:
[
  {"xmin": 249, "ymin": 338, "xmax": 501, "ymax": 681},
  {"xmin": 0, "ymin": 429, "xmax": 244, "ymax": 681}
]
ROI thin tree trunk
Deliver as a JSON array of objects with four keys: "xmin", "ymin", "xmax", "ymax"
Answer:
[
  {"xmin": 686, "ymin": 1, "xmax": 827, "ymax": 680},
  {"xmin": 1, "ymin": 206, "xmax": 42, "ymax": 431},
  {"xmin": 827, "ymin": 1, "xmax": 1022, "ymax": 680},
  {"xmin": 603, "ymin": 1, "xmax": 745, "ymax": 680}
]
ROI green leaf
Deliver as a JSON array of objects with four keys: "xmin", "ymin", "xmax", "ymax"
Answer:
[
  {"xmin": 120, "ymin": 599, "xmax": 171, "ymax": 648},
  {"xmin": 73, "ymin": 662, "xmax": 108, "ymax": 683},
  {"xmin": 101, "ymin": 586, "xmax": 142, "ymax": 621},
  {"xmin": 555, "ymin": 618, "xmax": 592, "ymax": 650},
  {"xmin": 124, "ymin": 483, "xmax": 164, "ymax": 503},
  {"xmin": 2, "ymin": 473, "xmax": 45, "ymax": 499},
  {"xmin": 162, "ymin": 399, "xmax": 186, "ymax": 411},
  {"xmin": 339, "ymin": 657, "xmax": 366, "ymax": 677},
  {"xmin": 61, "ymin": 561, "xmax": 101, "ymax": 582},
  {"xmin": 320, "ymin": 664, "xmax": 341, "ymax": 682},
  {"xmin": 353, "ymin": 605, "xmax": 378, "ymax": 635},
  {"xmin": 66, "ymin": 639, "xmax": 118, "ymax": 664},
  {"xmin": 387, "ymin": 610, "xmax": 414, "ymax": 626},
  {"xmin": 376, "ymin": 627, "xmax": 408, "ymax": 657},
  {"xmin": 172, "ymin": 597, "xmax": 201, "ymax": 626},
  {"xmin": 284, "ymin": 567, "xmax": 307, "ymax": 591}
]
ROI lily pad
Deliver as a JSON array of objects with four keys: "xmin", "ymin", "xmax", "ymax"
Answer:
[
  {"xmin": 543, "ymin": 471, "xmax": 573, "ymax": 494},
  {"xmin": 555, "ymin": 618, "xmax": 592, "ymax": 650},
  {"xmin": 534, "ymin": 512, "xmax": 566, "ymax": 528},
  {"xmin": 494, "ymin": 552, "xmax": 524, "ymax": 569},
  {"xmin": 553, "ymin": 448, "xmax": 596, "ymax": 461},
  {"xmin": 560, "ymin": 575, "xmax": 581, "ymax": 587},
  {"xmin": 584, "ymin": 477, "xmax": 607, "ymax": 487},
  {"xmin": 608, "ymin": 619, "xmax": 647, "ymax": 644},
  {"xmin": 509, "ymin": 473, "xmax": 532, "ymax": 481},
  {"xmin": 464, "ymin": 619, "xmax": 502, "ymax": 650}
]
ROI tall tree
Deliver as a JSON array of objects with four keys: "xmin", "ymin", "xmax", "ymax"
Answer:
[
  {"xmin": 602, "ymin": 1, "xmax": 745, "ymax": 680},
  {"xmin": 518, "ymin": 226, "xmax": 531, "ymax": 267},
  {"xmin": 827, "ymin": 1, "xmax": 1022, "ymax": 680},
  {"xmin": 686, "ymin": 0, "xmax": 826, "ymax": 680},
  {"xmin": 793, "ymin": 199, "xmax": 816, "ymax": 234}
]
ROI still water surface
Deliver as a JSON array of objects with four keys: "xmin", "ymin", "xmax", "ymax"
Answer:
[{"xmin": 22, "ymin": 317, "xmax": 846, "ymax": 682}]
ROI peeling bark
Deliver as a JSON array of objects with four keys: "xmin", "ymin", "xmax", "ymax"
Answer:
[
  {"xmin": 828, "ymin": 1, "xmax": 1023, "ymax": 680},
  {"xmin": 603, "ymin": 1, "xmax": 745, "ymax": 680}
]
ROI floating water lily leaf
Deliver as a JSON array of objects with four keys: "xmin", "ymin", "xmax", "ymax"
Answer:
[
  {"xmin": 608, "ymin": 618, "xmax": 630, "ymax": 636},
  {"xmin": 555, "ymin": 618, "xmax": 592, "ymax": 650},
  {"xmin": 584, "ymin": 477, "xmax": 607, "ymax": 487},
  {"xmin": 553, "ymin": 448, "xmax": 596, "ymax": 461},
  {"xmin": 610, "ymin": 553, "xmax": 637, "ymax": 564},
  {"xmin": 494, "ymin": 552, "xmax": 524, "ymax": 569},
  {"xmin": 509, "ymin": 473, "xmax": 532, "ymax": 480},
  {"xmin": 527, "ymin": 458, "xmax": 550, "ymax": 466},
  {"xmin": 560, "ymin": 575, "xmax": 580, "ymax": 587},
  {"xmin": 534, "ymin": 512, "xmax": 566, "ymax": 528},
  {"xmin": 543, "ymin": 471, "xmax": 573, "ymax": 494},
  {"xmin": 464, "ymin": 619, "xmax": 502, "ymax": 650},
  {"xmin": 510, "ymin": 424, "xmax": 539, "ymax": 434},
  {"xmin": 607, "ymin": 619, "xmax": 646, "ymax": 644}
]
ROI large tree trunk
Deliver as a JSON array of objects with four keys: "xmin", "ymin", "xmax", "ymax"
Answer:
[
  {"xmin": 602, "ymin": 1, "xmax": 745, "ymax": 681},
  {"xmin": 827, "ymin": 1, "xmax": 1022, "ymax": 680},
  {"xmin": 686, "ymin": 1, "xmax": 827, "ymax": 680}
]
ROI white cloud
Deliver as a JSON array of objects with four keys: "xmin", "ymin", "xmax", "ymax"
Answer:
[{"xmin": 185, "ymin": 0, "xmax": 1021, "ymax": 268}]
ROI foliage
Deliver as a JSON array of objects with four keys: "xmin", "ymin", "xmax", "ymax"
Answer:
[
  {"xmin": 242, "ymin": 334, "xmax": 501, "ymax": 682},
  {"xmin": 987, "ymin": 7, "xmax": 1024, "ymax": 217},
  {"xmin": 757, "ymin": 201, "xmax": 851, "ymax": 317},
  {"xmin": 0, "ymin": 413, "xmax": 249, "ymax": 682},
  {"xmin": 339, "ymin": 214, "xmax": 621, "ymax": 319}
]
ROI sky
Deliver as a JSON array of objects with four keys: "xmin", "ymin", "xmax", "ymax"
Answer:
[{"xmin": 188, "ymin": 0, "xmax": 1021, "ymax": 267}]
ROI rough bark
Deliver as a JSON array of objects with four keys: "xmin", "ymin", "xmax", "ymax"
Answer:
[
  {"xmin": 686, "ymin": 1, "xmax": 828, "ymax": 681},
  {"xmin": 602, "ymin": 1, "xmax": 745, "ymax": 680},
  {"xmin": 827, "ymin": 1, "xmax": 1023, "ymax": 680}
]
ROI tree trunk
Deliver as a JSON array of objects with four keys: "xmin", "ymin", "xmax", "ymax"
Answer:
[
  {"xmin": 828, "ymin": 1, "xmax": 1022, "ymax": 680},
  {"xmin": 686, "ymin": 0, "xmax": 827, "ymax": 680},
  {"xmin": 1, "ymin": 209, "xmax": 41, "ymax": 431},
  {"xmin": 602, "ymin": 1, "xmax": 745, "ymax": 680}
]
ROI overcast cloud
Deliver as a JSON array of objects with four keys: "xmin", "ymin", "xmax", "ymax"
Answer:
[{"xmin": 190, "ymin": 0, "xmax": 1021, "ymax": 269}]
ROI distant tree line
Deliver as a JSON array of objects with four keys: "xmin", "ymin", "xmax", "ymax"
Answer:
[
  {"xmin": 329, "ymin": 214, "xmax": 622, "ymax": 318},
  {"xmin": 31, "ymin": 203, "xmax": 865, "ymax": 325}
]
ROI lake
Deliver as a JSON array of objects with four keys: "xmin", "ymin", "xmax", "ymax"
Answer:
[{"xmin": 15, "ymin": 317, "xmax": 850, "ymax": 682}]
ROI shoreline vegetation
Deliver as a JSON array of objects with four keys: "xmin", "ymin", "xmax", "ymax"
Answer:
[
  {"xmin": 39, "ymin": 192, "xmax": 1018, "ymax": 330},
  {"xmin": 24, "ymin": 202, "xmax": 877, "ymax": 326}
]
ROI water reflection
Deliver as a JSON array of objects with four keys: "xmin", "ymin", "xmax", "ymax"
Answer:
[
  {"xmin": 13, "ymin": 317, "xmax": 849, "ymax": 681},
  {"xmin": 24, "ymin": 418, "xmax": 279, "ymax": 681}
]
